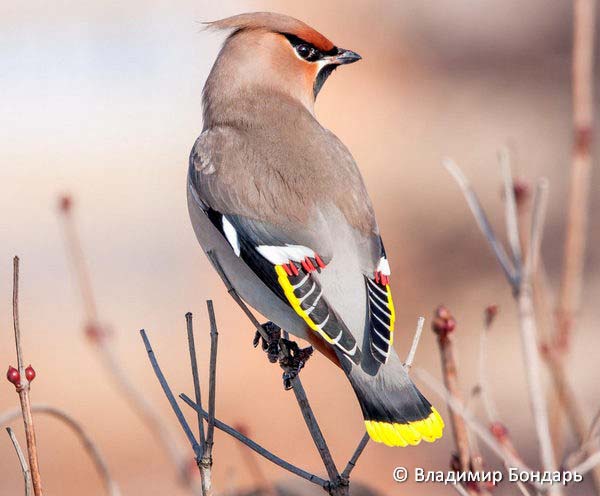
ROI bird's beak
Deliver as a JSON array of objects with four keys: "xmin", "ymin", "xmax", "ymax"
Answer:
[{"xmin": 329, "ymin": 48, "xmax": 362, "ymax": 65}]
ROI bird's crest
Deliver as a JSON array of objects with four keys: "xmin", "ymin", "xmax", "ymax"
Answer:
[{"xmin": 205, "ymin": 12, "xmax": 335, "ymax": 53}]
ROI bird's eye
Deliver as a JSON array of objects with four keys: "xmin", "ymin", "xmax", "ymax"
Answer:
[{"xmin": 296, "ymin": 44, "xmax": 312, "ymax": 59}]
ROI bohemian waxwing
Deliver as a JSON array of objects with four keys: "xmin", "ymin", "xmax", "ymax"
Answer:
[{"xmin": 187, "ymin": 12, "xmax": 444, "ymax": 447}]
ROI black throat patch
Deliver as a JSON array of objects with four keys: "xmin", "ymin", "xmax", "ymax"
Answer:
[{"xmin": 314, "ymin": 64, "xmax": 337, "ymax": 98}]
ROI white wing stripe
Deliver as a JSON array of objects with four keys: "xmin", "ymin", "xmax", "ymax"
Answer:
[
  {"xmin": 298, "ymin": 282, "xmax": 316, "ymax": 304},
  {"xmin": 292, "ymin": 274, "xmax": 310, "ymax": 289},
  {"xmin": 222, "ymin": 216, "xmax": 240, "ymax": 257},
  {"xmin": 367, "ymin": 278, "xmax": 388, "ymax": 296},
  {"xmin": 368, "ymin": 294, "xmax": 390, "ymax": 316},
  {"xmin": 372, "ymin": 312, "xmax": 391, "ymax": 330}
]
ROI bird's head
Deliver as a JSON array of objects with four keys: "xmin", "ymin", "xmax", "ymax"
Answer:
[{"xmin": 202, "ymin": 12, "xmax": 361, "ymax": 120}]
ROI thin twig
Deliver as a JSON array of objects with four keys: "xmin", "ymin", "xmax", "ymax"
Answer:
[
  {"xmin": 443, "ymin": 159, "xmax": 517, "ymax": 287},
  {"xmin": 195, "ymin": 301, "xmax": 219, "ymax": 496},
  {"xmin": 341, "ymin": 433, "xmax": 370, "ymax": 480},
  {"xmin": 553, "ymin": 0, "xmax": 599, "ymax": 490},
  {"xmin": 286, "ymin": 356, "xmax": 340, "ymax": 486},
  {"xmin": 564, "ymin": 409, "xmax": 600, "ymax": 469},
  {"xmin": 186, "ymin": 313, "xmax": 206, "ymax": 450},
  {"xmin": 206, "ymin": 301, "xmax": 218, "ymax": 457},
  {"xmin": 140, "ymin": 329, "xmax": 202, "ymax": 461},
  {"xmin": 403, "ymin": 317, "xmax": 425, "ymax": 370},
  {"xmin": 517, "ymin": 181, "xmax": 561, "ymax": 496},
  {"xmin": 500, "ymin": 148, "xmax": 523, "ymax": 275},
  {"xmin": 556, "ymin": 0, "xmax": 596, "ymax": 352},
  {"xmin": 571, "ymin": 449, "xmax": 600, "ymax": 477},
  {"xmin": 180, "ymin": 394, "xmax": 329, "ymax": 488},
  {"xmin": 291, "ymin": 378, "xmax": 341, "ymax": 485},
  {"xmin": 57, "ymin": 198, "xmax": 191, "ymax": 487},
  {"xmin": 431, "ymin": 307, "xmax": 471, "ymax": 475},
  {"xmin": 6, "ymin": 427, "xmax": 32, "ymax": 496},
  {"xmin": 1, "ymin": 406, "xmax": 120, "ymax": 496},
  {"xmin": 11, "ymin": 257, "xmax": 43, "ymax": 496}
]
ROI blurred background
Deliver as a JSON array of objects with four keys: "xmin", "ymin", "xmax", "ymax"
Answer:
[{"xmin": 1, "ymin": 1, "xmax": 599, "ymax": 494}]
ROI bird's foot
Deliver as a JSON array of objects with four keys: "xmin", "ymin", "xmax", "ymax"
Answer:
[
  {"xmin": 278, "ymin": 338, "xmax": 313, "ymax": 390},
  {"xmin": 253, "ymin": 321, "xmax": 282, "ymax": 363}
]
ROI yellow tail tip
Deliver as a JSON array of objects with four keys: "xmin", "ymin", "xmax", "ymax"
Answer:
[{"xmin": 365, "ymin": 408, "xmax": 444, "ymax": 447}]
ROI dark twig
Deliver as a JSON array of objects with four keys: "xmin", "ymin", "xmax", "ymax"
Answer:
[
  {"xmin": 282, "ymin": 331, "xmax": 341, "ymax": 487},
  {"xmin": 140, "ymin": 329, "xmax": 202, "ymax": 461},
  {"xmin": 341, "ymin": 433, "xmax": 370, "ymax": 480},
  {"xmin": 6, "ymin": 427, "xmax": 32, "ymax": 496},
  {"xmin": 206, "ymin": 301, "xmax": 218, "ymax": 458},
  {"xmin": 186, "ymin": 312, "xmax": 205, "ymax": 450},
  {"xmin": 180, "ymin": 394, "xmax": 329, "ymax": 488}
]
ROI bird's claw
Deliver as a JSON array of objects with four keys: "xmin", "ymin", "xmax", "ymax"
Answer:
[
  {"xmin": 254, "ymin": 323, "xmax": 313, "ymax": 388},
  {"xmin": 253, "ymin": 321, "xmax": 282, "ymax": 363},
  {"xmin": 279, "ymin": 338, "xmax": 313, "ymax": 390}
]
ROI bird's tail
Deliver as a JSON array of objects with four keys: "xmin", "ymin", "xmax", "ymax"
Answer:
[{"xmin": 345, "ymin": 360, "xmax": 444, "ymax": 447}]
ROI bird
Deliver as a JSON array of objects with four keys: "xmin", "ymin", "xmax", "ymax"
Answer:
[{"xmin": 187, "ymin": 12, "xmax": 444, "ymax": 447}]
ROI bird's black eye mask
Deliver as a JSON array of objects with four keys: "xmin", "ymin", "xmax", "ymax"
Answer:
[
  {"xmin": 281, "ymin": 33, "xmax": 338, "ymax": 62},
  {"xmin": 281, "ymin": 33, "xmax": 340, "ymax": 98}
]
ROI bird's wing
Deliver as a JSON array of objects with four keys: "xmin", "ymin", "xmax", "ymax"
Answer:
[{"xmin": 189, "ymin": 127, "xmax": 362, "ymax": 363}]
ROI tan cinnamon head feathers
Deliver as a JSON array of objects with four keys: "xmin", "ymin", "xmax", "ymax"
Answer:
[{"xmin": 202, "ymin": 12, "xmax": 361, "ymax": 121}]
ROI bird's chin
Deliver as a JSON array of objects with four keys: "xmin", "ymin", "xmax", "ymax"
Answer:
[{"xmin": 313, "ymin": 64, "xmax": 338, "ymax": 98}]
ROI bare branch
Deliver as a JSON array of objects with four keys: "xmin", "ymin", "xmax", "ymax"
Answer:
[
  {"xmin": 404, "ymin": 317, "xmax": 425, "ymax": 370},
  {"xmin": 287, "ymin": 358, "xmax": 340, "ymax": 483},
  {"xmin": 6, "ymin": 427, "xmax": 32, "ymax": 496},
  {"xmin": 517, "ymin": 181, "xmax": 560, "ymax": 492},
  {"xmin": 10, "ymin": 257, "xmax": 43, "ymax": 496},
  {"xmin": 571, "ymin": 449, "xmax": 600, "ymax": 478},
  {"xmin": 206, "ymin": 301, "xmax": 218, "ymax": 455},
  {"xmin": 556, "ymin": 0, "xmax": 596, "ymax": 347},
  {"xmin": 500, "ymin": 148, "xmax": 523, "ymax": 272},
  {"xmin": 443, "ymin": 159, "xmax": 518, "ymax": 287},
  {"xmin": 186, "ymin": 312, "xmax": 206, "ymax": 450},
  {"xmin": 341, "ymin": 433, "xmax": 369, "ymax": 480},
  {"xmin": 431, "ymin": 307, "xmax": 471, "ymax": 474},
  {"xmin": 139, "ymin": 329, "xmax": 202, "ymax": 461},
  {"xmin": 180, "ymin": 394, "xmax": 329, "ymax": 488},
  {"xmin": 525, "ymin": 179, "xmax": 550, "ymax": 277}
]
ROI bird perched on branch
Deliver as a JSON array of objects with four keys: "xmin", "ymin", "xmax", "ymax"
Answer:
[{"xmin": 187, "ymin": 12, "xmax": 444, "ymax": 447}]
